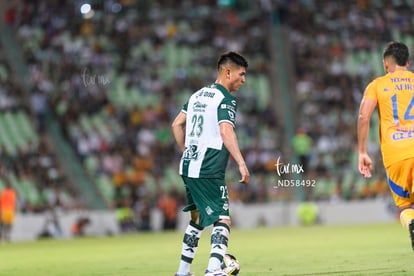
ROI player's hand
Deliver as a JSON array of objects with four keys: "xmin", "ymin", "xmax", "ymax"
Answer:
[
  {"xmin": 238, "ymin": 163, "xmax": 250, "ymax": 184},
  {"xmin": 358, "ymin": 153, "xmax": 373, "ymax": 178}
]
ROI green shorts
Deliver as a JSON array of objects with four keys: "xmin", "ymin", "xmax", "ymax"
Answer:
[{"xmin": 181, "ymin": 176, "xmax": 230, "ymax": 228}]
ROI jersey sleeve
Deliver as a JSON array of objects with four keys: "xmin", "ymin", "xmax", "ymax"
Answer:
[
  {"xmin": 363, "ymin": 79, "xmax": 378, "ymax": 101},
  {"xmin": 218, "ymin": 97, "xmax": 237, "ymax": 127},
  {"xmin": 181, "ymin": 101, "xmax": 188, "ymax": 114}
]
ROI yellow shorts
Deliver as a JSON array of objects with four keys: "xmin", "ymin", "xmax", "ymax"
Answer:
[
  {"xmin": 386, "ymin": 158, "xmax": 414, "ymax": 209},
  {"xmin": 1, "ymin": 209, "xmax": 15, "ymax": 225}
]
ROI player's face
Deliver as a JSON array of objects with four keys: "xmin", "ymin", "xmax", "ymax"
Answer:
[{"xmin": 228, "ymin": 66, "xmax": 246, "ymax": 92}]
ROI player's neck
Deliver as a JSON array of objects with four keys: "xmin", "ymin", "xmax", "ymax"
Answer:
[
  {"xmin": 214, "ymin": 79, "xmax": 230, "ymax": 92},
  {"xmin": 388, "ymin": 65, "xmax": 408, "ymax": 73}
]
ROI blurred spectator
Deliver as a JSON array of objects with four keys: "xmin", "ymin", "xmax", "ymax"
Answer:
[
  {"xmin": 133, "ymin": 196, "xmax": 151, "ymax": 231},
  {"xmin": 30, "ymin": 88, "xmax": 48, "ymax": 133},
  {"xmin": 0, "ymin": 178, "xmax": 17, "ymax": 242},
  {"xmin": 157, "ymin": 188, "xmax": 178, "ymax": 230},
  {"xmin": 37, "ymin": 205, "xmax": 63, "ymax": 239},
  {"xmin": 292, "ymin": 128, "xmax": 312, "ymax": 175},
  {"xmin": 297, "ymin": 201, "xmax": 319, "ymax": 226},
  {"xmin": 115, "ymin": 198, "xmax": 135, "ymax": 233},
  {"xmin": 71, "ymin": 216, "xmax": 91, "ymax": 237}
]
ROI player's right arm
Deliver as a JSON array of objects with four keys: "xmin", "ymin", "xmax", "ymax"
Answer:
[
  {"xmin": 172, "ymin": 111, "xmax": 187, "ymax": 153},
  {"xmin": 357, "ymin": 96, "xmax": 377, "ymax": 178}
]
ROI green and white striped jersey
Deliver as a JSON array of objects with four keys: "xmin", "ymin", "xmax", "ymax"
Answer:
[{"xmin": 179, "ymin": 83, "xmax": 237, "ymax": 179}]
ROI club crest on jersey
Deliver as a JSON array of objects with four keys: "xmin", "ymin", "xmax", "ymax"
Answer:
[{"xmin": 183, "ymin": 145, "xmax": 200, "ymax": 160}]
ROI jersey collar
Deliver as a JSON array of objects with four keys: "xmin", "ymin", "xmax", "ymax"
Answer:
[{"xmin": 211, "ymin": 83, "xmax": 235, "ymax": 98}]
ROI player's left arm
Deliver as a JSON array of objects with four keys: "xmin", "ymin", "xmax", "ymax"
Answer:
[
  {"xmin": 357, "ymin": 97, "xmax": 377, "ymax": 178},
  {"xmin": 171, "ymin": 111, "xmax": 186, "ymax": 153},
  {"xmin": 220, "ymin": 122, "xmax": 250, "ymax": 184}
]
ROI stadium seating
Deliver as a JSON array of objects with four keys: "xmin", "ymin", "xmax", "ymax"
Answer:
[
  {"xmin": 96, "ymin": 174, "xmax": 115, "ymax": 205},
  {"xmin": 0, "ymin": 111, "xmax": 38, "ymax": 156},
  {"xmin": 2, "ymin": 0, "xmax": 409, "ymax": 222}
]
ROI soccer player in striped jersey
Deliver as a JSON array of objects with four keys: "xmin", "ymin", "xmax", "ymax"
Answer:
[
  {"xmin": 358, "ymin": 41, "xmax": 414, "ymax": 250},
  {"xmin": 172, "ymin": 51, "xmax": 250, "ymax": 276}
]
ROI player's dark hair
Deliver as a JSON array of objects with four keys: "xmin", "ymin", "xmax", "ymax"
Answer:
[
  {"xmin": 217, "ymin": 51, "xmax": 248, "ymax": 70},
  {"xmin": 383, "ymin": 41, "xmax": 409, "ymax": 66}
]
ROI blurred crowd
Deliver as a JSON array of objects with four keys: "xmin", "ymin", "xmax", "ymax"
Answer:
[
  {"xmin": 1, "ymin": 0, "xmax": 411, "ymax": 230},
  {"xmin": 280, "ymin": 0, "xmax": 414, "ymax": 201}
]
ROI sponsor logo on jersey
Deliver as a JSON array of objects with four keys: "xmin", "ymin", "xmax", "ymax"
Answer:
[
  {"xmin": 193, "ymin": 101, "xmax": 207, "ymax": 112},
  {"xmin": 202, "ymin": 91, "xmax": 215, "ymax": 98},
  {"xmin": 392, "ymin": 131, "xmax": 414, "ymax": 141},
  {"xmin": 183, "ymin": 145, "xmax": 200, "ymax": 160},
  {"xmin": 196, "ymin": 89, "xmax": 215, "ymax": 98},
  {"xmin": 221, "ymin": 104, "xmax": 235, "ymax": 112}
]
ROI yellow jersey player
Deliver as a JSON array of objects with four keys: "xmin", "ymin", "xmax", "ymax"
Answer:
[{"xmin": 358, "ymin": 41, "xmax": 414, "ymax": 250}]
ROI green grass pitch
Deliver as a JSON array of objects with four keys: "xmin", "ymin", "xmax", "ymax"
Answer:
[{"xmin": 0, "ymin": 222, "xmax": 413, "ymax": 275}]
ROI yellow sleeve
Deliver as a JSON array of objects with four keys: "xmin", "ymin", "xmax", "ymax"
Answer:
[{"xmin": 363, "ymin": 79, "xmax": 378, "ymax": 101}]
